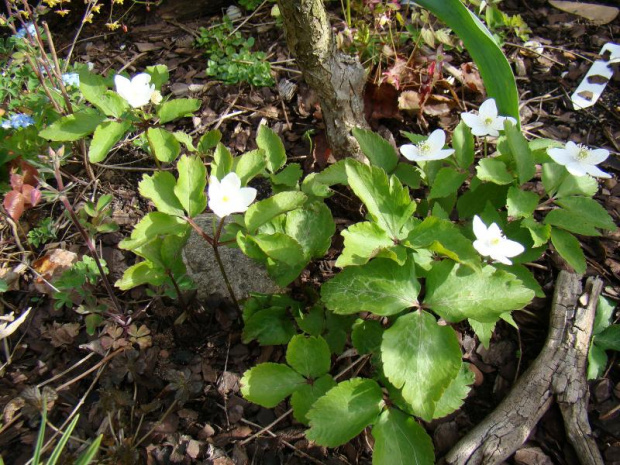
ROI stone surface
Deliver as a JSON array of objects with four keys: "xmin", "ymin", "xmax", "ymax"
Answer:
[{"xmin": 182, "ymin": 214, "xmax": 282, "ymax": 302}]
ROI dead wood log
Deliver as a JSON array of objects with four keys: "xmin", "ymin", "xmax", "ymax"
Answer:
[{"xmin": 444, "ymin": 271, "xmax": 604, "ymax": 465}]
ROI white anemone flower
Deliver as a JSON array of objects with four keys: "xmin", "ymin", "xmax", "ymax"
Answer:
[
  {"xmin": 0, "ymin": 308, "xmax": 31, "ymax": 340},
  {"xmin": 472, "ymin": 215, "xmax": 524, "ymax": 265},
  {"xmin": 399, "ymin": 129, "xmax": 455, "ymax": 162},
  {"xmin": 547, "ymin": 141, "xmax": 611, "ymax": 179},
  {"xmin": 114, "ymin": 73, "xmax": 156, "ymax": 108},
  {"xmin": 208, "ymin": 172, "xmax": 257, "ymax": 218},
  {"xmin": 461, "ymin": 98, "xmax": 517, "ymax": 137}
]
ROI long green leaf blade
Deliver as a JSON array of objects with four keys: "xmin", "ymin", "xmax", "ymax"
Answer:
[{"xmin": 415, "ymin": 0, "xmax": 519, "ymax": 122}]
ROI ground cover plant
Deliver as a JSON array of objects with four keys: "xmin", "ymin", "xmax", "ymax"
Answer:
[{"xmin": 0, "ymin": 0, "xmax": 619, "ymax": 463}]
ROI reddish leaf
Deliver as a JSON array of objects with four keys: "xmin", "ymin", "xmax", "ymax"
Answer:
[
  {"xmin": 364, "ymin": 82, "xmax": 401, "ymax": 122},
  {"xmin": 17, "ymin": 159, "xmax": 39, "ymax": 186},
  {"xmin": 311, "ymin": 131, "xmax": 333, "ymax": 169},
  {"xmin": 3, "ymin": 190, "xmax": 25, "ymax": 221},
  {"xmin": 22, "ymin": 184, "xmax": 42, "ymax": 207},
  {"xmin": 9, "ymin": 172, "xmax": 24, "ymax": 192}
]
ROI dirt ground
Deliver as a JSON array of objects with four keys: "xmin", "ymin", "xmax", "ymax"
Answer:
[{"xmin": 0, "ymin": 0, "xmax": 619, "ymax": 463}]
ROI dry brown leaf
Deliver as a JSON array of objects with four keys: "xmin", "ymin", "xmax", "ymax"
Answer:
[
  {"xmin": 398, "ymin": 90, "xmax": 423, "ymax": 110},
  {"xmin": 32, "ymin": 249, "xmax": 78, "ymax": 294},
  {"xmin": 42, "ymin": 322, "xmax": 81, "ymax": 347},
  {"xmin": 549, "ymin": 0, "xmax": 619, "ymax": 24}
]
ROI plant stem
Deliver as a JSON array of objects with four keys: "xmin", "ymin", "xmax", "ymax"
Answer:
[
  {"xmin": 483, "ymin": 137, "xmax": 488, "ymax": 158},
  {"xmin": 167, "ymin": 270, "xmax": 187, "ymax": 312},
  {"xmin": 213, "ymin": 217, "xmax": 241, "ymax": 313}
]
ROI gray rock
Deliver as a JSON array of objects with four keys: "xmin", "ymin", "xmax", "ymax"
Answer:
[{"xmin": 182, "ymin": 214, "xmax": 283, "ymax": 302}]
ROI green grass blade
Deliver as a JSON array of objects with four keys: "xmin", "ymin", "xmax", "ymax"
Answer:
[
  {"xmin": 32, "ymin": 407, "xmax": 47, "ymax": 465},
  {"xmin": 73, "ymin": 435, "xmax": 103, "ymax": 465},
  {"xmin": 415, "ymin": 0, "xmax": 520, "ymax": 123},
  {"xmin": 46, "ymin": 414, "xmax": 79, "ymax": 465}
]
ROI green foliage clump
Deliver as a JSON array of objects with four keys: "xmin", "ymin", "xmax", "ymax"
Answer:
[{"xmin": 195, "ymin": 18, "xmax": 274, "ymax": 87}]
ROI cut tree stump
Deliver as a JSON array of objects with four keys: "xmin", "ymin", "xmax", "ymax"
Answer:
[{"xmin": 444, "ymin": 271, "xmax": 604, "ymax": 465}]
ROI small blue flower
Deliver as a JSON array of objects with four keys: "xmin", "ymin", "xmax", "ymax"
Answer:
[
  {"xmin": 2, "ymin": 113, "xmax": 35, "ymax": 129},
  {"xmin": 62, "ymin": 73, "xmax": 80, "ymax": 87},
  {"xmin": 14, "ymin": 23, "xmax": 36, "ymax": 40}
]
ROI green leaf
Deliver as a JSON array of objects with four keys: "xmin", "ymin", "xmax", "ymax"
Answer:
[
  {"xmin": 593, "ymin": 296, "xmax": 616, "ymax": 336},
  {"xmin": 88, "ymin": 120, "xmax": 131, "ymax": 163},
  {"xmin": 556, "ymin": 197, "xmax": 616, "ymax": 232},
  {"xmin": 247, "ymin": 233, "xmax": 307, "ymax": 286},
  {"xmin": 381, "ymin": 311, "xmax": 462, "ymax": 421},
  {"xmin": 285, "ymin": 202, "xmax": 335, "ymax": 259},
  {"xmin": 476, "ymin": 158, "xmax": 514, "ymax": 185},
  {"xmin": 453, "ymin": 121, "xmax": 475, "ymax": 169},
  {"xmin": 414, "ymin": 0, "xmax": 519, "ymax": 122},
  {"xmin": 139, "ymin": 172, "xmax": 185, "ymax": 216},
  {"xmin": 587, "ymin": 344, "xmax": 608, "ymax": 380},
  {"xmin": 457, "ymin": 182, "xmax": 508, "ymax": 219},
  {"xmin": 242, "ymin": 307, "xmax": 296, "ymax": 345},
  {"xmin": 337, "ymin": 221, "xmax": 395, "ymax": 267},
  {"xmin": 550, "ymin": 227, "xmax": 586, "ymax": 273},
  {"xmin": 234, "ymin": 149, "xmax": 266, "ymax": 185},
  {"xmin": 146, "ymin": 64, "xmax": 169, "ymax": 90},
  {"xmin": 271, "ymin": 163, "xmax": 303, "ymax": 187},
  {"xmin": 351, "ymin": 319, "xmax": 384, "ymax": 355},
  {"xmin": 119, "ymin": 212, "xmax": 189, "ymax": 250},
  {"xmin": 522, "ymin": 217, "xmax": 551, "ymax": 247},
  {"xmin": 544, "ymin": 209, "xmax": 600, "ymax": 236},
  {"xmin": 406, "ymin": 217, "xmax": 480, "ymax": 269},
  {"xmin": 468, "ymin": 318, "xmax": 496, "ymax": 348},
  {"xmin": 79, "ymin": 69, "xmax": 128, "ymax": 117},
  {"xmin": 115, "ymin": 261, "xmax": 166, "ymax": 290},
  {"xmin": 424, "ymin": 261, "xmax": 534, "ymax": 323},
  {"xmin": 174, "ymin": 155, "xmax": 207, "ymax": 217},
  {"xmin": 157, "ymin": 98, "xmax": 201, "ymax": 124},
  {"xmin": 393, "ymin": 163, "xmax": 422, "ymax": 189},
  {"xmin": 372, "ymin": 409, "xmax": 434, "ymax": 465},
  {"xmin": 432, "ymin": 363, "xmax": 475, "ymax": 419},
  {"xmin": 345, "ymin": 159, "xmax": 416, "ymax": 240},
  {"xmin": 291, "ymin": 375, "xmax": 336, "ymax": 425},
  {"xmin": 556, "ymin": 172, "xmax": 599, "ymax": 198},
  {"xmin": 39, "ymin": 111, "xmax": 105, "ymax": 141},
  {"xmin": 173, "ymin": 131, "xmax": 196, "ymax": 152},
  {"xmin": 257, "ymin": 124, "xmax": 286, "ymax": 173},
  {"xmin": 506, "ymin": 186, "xmax": 539, "ymax": 219},
  {"xmin": 286, "ymin": 335, "xmax": 331, "ymax": 379},
  {"xmin": 74, "ymin": 435, "xmax": 102, "ymax": 465},
  {"xmin": 429, "ymin": 167, "xmax": 467, "ymax": 199},
  {"xmin": 295, "ymin": 305, "xmax": 325, "ymax": 336},
  {"xmin": 212, "ymin": 143, "xmax": 234, "ymax": 181},
  {"xmin": 503, "ymin": 120, "xmax": 535, "ymax": 184},
  {"xmin": 241, "ymin": 363, "xmax": 306, "ymax": 408},
  {"xmin": 352, "ymin": 128, "xmax": 399, "ymax": 173},
  {"xmin": 595, "ymin": 325, "xmax": 620, "ymax": 351},
  {"xmin": 245, "ymin": 191, "xmax": 307, "ymax": 232},
  {"xmin": 322, "ymin": 257, "xmax": 420, "ymax": 316},
  {"xmin": 147, "ymin": 127, "xmax": 180, "ymax": 163},
  {"xmin": 306, "ymin": 378, "xmax": 384, "ymax": 447},
  {"xmin": 197, "ymin": 130, "xmax": 222, "ymax": 153},
  {"xmin": 494, "ymin": 263, "xmax": 545, "ymax": 298},
  {"xmin": 541, "ymin": 163, "xmax": 565, "ymax": 196}
]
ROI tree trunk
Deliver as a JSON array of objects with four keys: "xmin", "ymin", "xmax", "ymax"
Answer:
[{"xmin": 277, "ymin": 0, "xmax": 369, "ymax": 161}]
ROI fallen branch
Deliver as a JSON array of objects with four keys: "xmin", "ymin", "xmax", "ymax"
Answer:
[{"xmin": 444, "ymin": 271, "xmax": 604, "ymax": 465}]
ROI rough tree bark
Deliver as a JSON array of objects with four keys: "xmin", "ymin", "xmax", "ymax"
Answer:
[
  {"xmin": 277, "ymin": 0, "xmax": 369, "ymax": 161},
  {"xmin": 444, "ymin": 271, "xmax": 604, "ymax": 465}
]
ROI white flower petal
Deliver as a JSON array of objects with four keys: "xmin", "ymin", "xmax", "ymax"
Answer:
[
  {"xmin": 132, "ymin": 73, "xmax": 152, "ymax": 87},
  {"xmin": 426, "ymin": 129, "xmax": 446, "ymax": 152},
  {"xmin": 586, "ymin": 148, "xmax": 610, "ymax": 165},
  {"xmin": 239, "ymin": 186, "xmax": 258, "ymax": 206},
  {"xmin": 472, "ymin": 215, "xmax": 488, "ymax": 240},
  {"xmin": 400, "ymin": 144, "xmax": 420, "ymax": 161},
  {"xmin": 564, "ymin": 161, "xmax": 590, "ymax": 177},
  {"xmin": 487, "ymin": 223, "xmax": 503, "ymax": 238},
  {"xmin": 221, "ymin": 172, "xmax": 242, "ymax": 190},
  {"xmin": 460, "ymin": 112, "xmax": 482, "ymax": 131},
  {"xmin": 500, "ymin": 239, "xmax": 525, "ymax": 258},
  {"xmin": 490, "ymin": 253, "xmax": 513, "ymax": 265},
  {"xmin": 478, "ymin": 99, "xmax": 498, "ymax": 119},
  {"xmin": 583, "ymin": 164, "xmax": 611, "ymax": 179},
  {"xmin": 547, "ymin": 147, "xmax": 573, "ymax": 165},
  {"xmin": 424, "ymin": 148, "xmax": 455, "ymax": 161}
]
